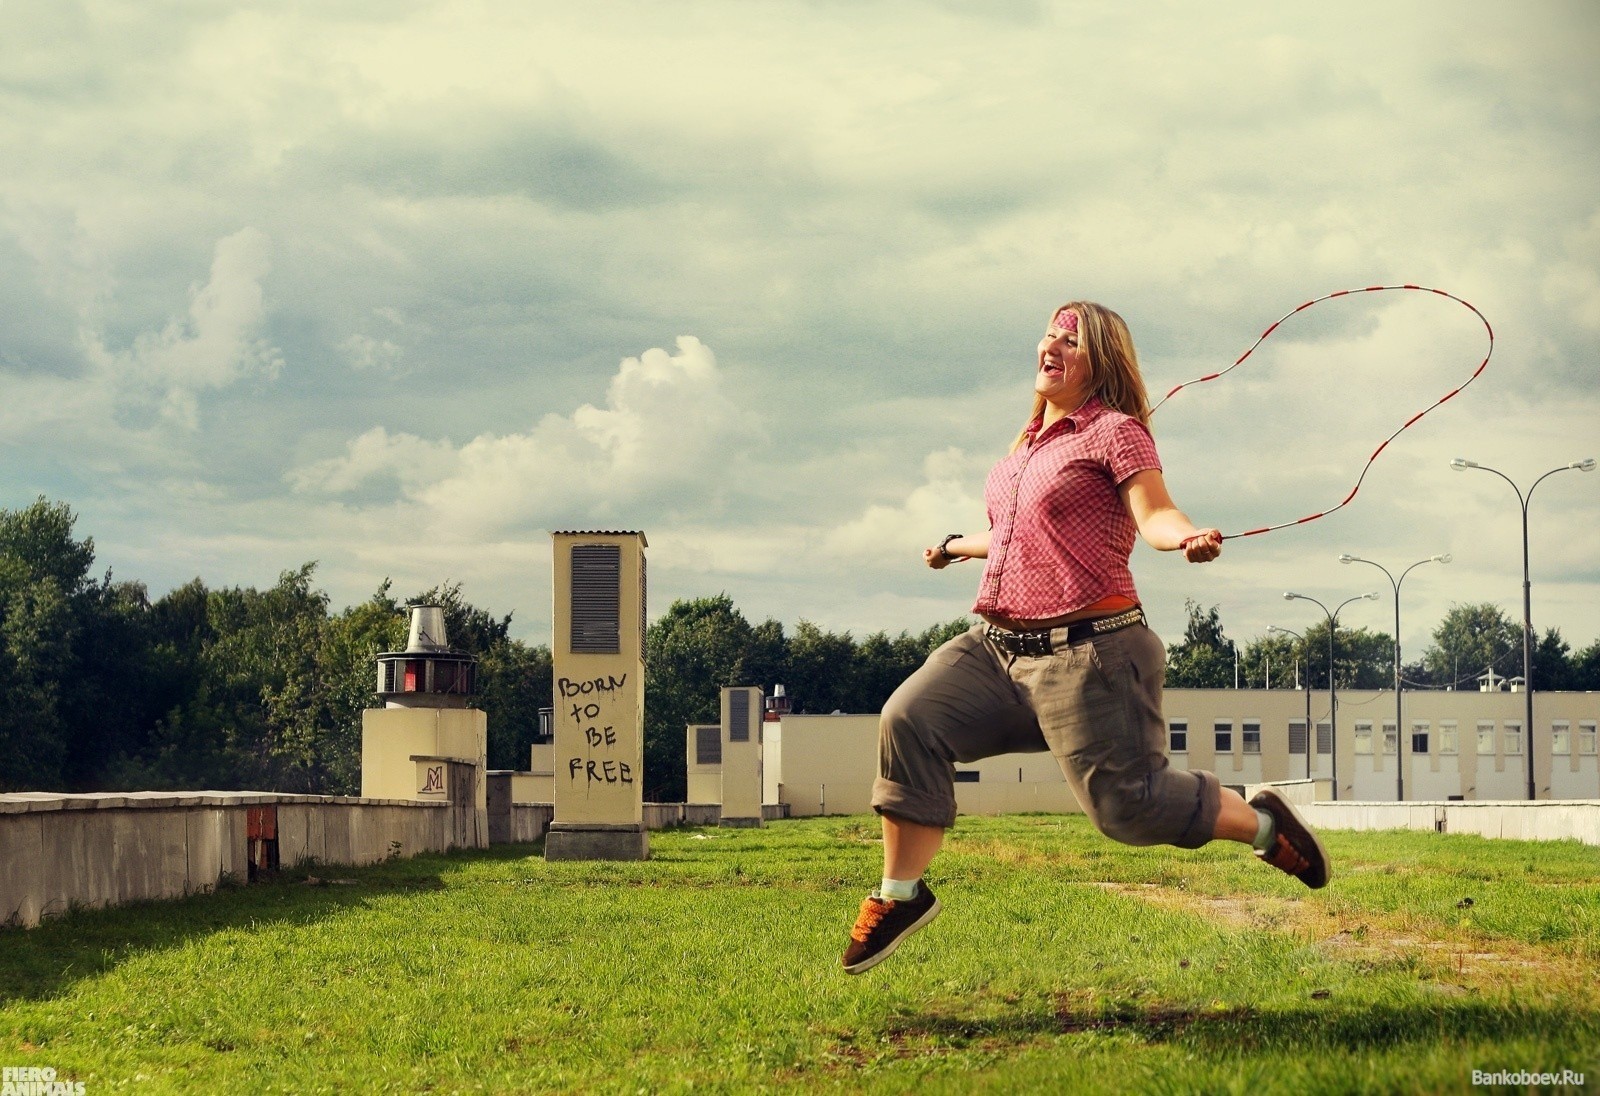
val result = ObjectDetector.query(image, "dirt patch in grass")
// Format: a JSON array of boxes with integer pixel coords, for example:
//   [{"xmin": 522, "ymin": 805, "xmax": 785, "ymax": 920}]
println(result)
[{"xmin": 1091, "ymin": 881, "xmax": 1596, "ymax": 998}]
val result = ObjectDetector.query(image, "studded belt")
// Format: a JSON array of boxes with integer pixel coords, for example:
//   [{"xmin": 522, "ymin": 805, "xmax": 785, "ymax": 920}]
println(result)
[{"xmin": 983, "ymin": 607, "xmax": 1146, "ymax": 658}]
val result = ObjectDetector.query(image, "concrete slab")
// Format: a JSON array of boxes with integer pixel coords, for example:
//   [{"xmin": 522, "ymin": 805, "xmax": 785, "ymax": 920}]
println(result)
[
  {"xmin": 544, "ymin": 822, "xmax": 649, "ymax": 861},
  {"xmin": 0, "ymin": 812, "xmax": 44, "ymax": 926},
  {"xmin": 187, "ymin": 808, "xmax": 226, "ymax": 892}
]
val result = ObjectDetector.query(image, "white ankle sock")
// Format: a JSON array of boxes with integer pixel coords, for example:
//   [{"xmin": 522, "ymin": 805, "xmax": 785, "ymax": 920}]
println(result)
[
  {"xmin": 1251, "ymin": 808, "xmax": 1276, "ymax": 852},
  {"xmin": 878, "ymin": 877, "xmax": 919, "ymax": 901}
]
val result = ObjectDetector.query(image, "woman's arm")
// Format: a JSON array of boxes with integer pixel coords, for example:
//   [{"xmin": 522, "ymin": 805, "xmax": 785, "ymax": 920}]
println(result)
[
  {"xmin": 923, "ymin": 531, "xmax": 991, "ymax": 570},
  {"xmin": 1118, "ymin": 469, "xmax": 1222, "ymax": 562}
]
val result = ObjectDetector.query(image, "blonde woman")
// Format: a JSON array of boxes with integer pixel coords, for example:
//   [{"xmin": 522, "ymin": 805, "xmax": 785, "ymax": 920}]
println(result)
[{"xmin": 842, "ymin": 301, "xmax": 1330, "ymax": 975}]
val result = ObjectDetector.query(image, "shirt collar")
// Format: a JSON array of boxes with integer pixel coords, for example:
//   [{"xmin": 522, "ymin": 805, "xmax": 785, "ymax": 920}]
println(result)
[{"xmin": 1026, "ymin": 395, "xmax": 1106, "ymax": 444}]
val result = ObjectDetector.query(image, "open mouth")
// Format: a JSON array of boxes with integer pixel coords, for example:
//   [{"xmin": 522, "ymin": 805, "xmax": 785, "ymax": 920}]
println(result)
[{"xmin": 1041, "ymin": 361, "xmax": 1064, "ymax": 378}]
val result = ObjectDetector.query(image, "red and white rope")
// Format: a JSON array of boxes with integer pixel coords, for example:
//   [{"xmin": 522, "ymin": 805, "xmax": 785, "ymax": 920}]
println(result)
[{"xmin": 1151, "ymin": 284, "xmax": 1494, "ymax": 540}]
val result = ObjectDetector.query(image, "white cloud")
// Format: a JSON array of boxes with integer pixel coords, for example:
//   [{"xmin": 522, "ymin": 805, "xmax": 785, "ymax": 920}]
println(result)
[
  {"xmin": 823, "ymin": 447, "xmax": 987, "ymax": 562},
  {"xmin": 0, "ymin": 227, "xmax": 279, "ymax": 440},
  {"xmin": 3, "ymin": 0, "xmax": 1598, "ymax": 653},
  {"xmin": 289, "ymin": 335, "xmax": 757, "ymax": 537}
]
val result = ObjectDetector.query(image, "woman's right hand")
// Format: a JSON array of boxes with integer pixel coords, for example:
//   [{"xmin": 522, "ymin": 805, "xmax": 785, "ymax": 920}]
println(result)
[{"xmin": 924, "ymin": 545, "xmax": 953, "ymax": 569}]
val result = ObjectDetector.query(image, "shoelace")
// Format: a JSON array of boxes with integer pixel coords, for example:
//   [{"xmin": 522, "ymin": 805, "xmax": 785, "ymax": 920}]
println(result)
[
  {"xmin": 850, "ymin": 897, "xmax": 892, "ymax": 943},
  {"xmin": 1263, "ymin": 834, "xmax": 1310, "ymax": 876}
]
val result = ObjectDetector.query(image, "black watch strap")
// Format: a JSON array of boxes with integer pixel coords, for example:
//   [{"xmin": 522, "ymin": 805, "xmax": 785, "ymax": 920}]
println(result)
[{"xmin": 938, "ymin": 533, "xmax": 964, "ymax": 561}]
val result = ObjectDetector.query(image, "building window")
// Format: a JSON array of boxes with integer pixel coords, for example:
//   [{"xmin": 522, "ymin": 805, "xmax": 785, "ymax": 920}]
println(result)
[
  {"xmin": 1242, "ymin": 720, "xmax": 1261, "ymax": 754},
  {"xmin": 1477, "ymin": 721, "xmax": 1496, "ymax": 755},
  {"xmin": 1552, "ymin": 721, "xmax": 1571, "ymax": 756},
  {"xmin": 1288, "ymin": 719, "xmax": 1307, "ymax": 755},
  {"xmin": 1214, "ymin": 721, "xmax": 1233, "ymax": 753},
  {"xmin": 1316, "ymin": 721, "xmax": 1331, "ymax": 755},
  {"xmin": 1438, "ymin": 721, "xmax": 1458, "ymax": 755},
  {"xmin": 1382, "ymin": 721, "xmax": 1397, "ymax": 755},
  {"xmin": 1581, "ymin": 722, "xmax": 1598, "ymax": 756},
  {"xmin": 1505, "ymin": 721, "xmax": 1522, "ymax": 755},
  {"xmin": 953, "ymin": 770, "xmax": 980, "ymax": 783},
  {"xmin": 1354, "ymin": 721, "xmax": 1373, "ymax": 755},
  {"xmin": 1411, "ymin": 721, "xmax": 1429, "ymax": 755},
  {"xmin": 1169, "ymin": 720, "xmax": 1188, "ymax": 753}
]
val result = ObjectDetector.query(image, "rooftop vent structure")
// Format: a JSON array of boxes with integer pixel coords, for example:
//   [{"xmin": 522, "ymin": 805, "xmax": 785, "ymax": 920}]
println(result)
[{"xmin": 376, "ymin": 604, "xmax": 477, "ymax": 708}]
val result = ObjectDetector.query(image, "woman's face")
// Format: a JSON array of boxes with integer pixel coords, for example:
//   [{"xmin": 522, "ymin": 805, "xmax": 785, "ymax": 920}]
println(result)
[{"xmin": 1034, "ymin": 307, "xmax": 1091, "ymax": 405}]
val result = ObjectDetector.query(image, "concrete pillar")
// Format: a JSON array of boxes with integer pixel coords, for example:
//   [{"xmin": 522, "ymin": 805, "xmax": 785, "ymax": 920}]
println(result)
[
  {"xmin": 546, "ymin": 531, "xmax": 650, "ymax": 861},
  {"xmin": 719, "ymin": 686, "xmax": 764, "ymax": 827}
]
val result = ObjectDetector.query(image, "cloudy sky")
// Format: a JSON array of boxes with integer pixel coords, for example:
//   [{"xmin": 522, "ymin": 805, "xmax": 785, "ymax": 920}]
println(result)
[{"xmin": 3, "ymin": 0, "xmax": 1597, "ymax": 667}]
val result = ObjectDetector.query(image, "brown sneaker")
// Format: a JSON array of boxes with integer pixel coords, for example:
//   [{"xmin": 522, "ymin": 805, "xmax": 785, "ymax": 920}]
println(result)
[
  {"xmin": 840, "ymin": 881, "xmax": 942, "ymax": 975},
  {"xmin": 1249, "ymin": 788, "xmax": 1331, "ymax": 889}
]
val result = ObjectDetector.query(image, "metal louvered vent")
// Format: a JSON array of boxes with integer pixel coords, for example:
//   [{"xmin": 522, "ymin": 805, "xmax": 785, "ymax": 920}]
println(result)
[
  {"xmin": 570, "ymin": 543, "xmax": 621, "ymax": 654},
  {"xmin": 696, "ymin": 725, "xmax": 721, "ymax": 765},
  {"xmin": 639, "ymin": 553, "xmax": 648, "ymax": 660},
  {"xmin": 729, "ymin": 690, "xmax": 750, "ymax": 742}
]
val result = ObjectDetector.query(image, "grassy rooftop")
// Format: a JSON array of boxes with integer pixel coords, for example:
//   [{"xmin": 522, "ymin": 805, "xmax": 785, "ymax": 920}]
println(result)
[{"xmin": 2, "ymin": 815, "xmax": 1597, "ymax": 1094}]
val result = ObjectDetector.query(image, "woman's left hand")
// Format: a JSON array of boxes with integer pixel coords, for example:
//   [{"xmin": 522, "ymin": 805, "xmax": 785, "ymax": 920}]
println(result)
[{"xmin": 1181, "ymin": 529, "xmax": 1222, "ymax": 563}]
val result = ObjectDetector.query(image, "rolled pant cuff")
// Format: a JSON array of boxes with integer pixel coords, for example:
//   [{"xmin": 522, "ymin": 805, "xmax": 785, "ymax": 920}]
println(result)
[
  {"xmin": 1172, "ymin": 769, "xmax": 1222, "ymax": 849},
  {"xmin": 871, "ymin": 776, "xmax": 957, "ymax": 830}
]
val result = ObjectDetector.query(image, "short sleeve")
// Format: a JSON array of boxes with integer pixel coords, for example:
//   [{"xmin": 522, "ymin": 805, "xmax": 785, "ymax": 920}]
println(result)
[{"xmin": 1106, "ymin": 417, "xmax": 1161, "ymax": 484}]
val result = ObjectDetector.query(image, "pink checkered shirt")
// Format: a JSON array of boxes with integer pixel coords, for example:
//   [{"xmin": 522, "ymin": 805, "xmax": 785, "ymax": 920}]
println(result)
[{"xmin": 972, "ymin": 397, "xmax": 1161, "ymax": 622}]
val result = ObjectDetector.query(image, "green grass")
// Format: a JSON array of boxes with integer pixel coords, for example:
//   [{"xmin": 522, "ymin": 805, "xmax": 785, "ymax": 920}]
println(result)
[{"xmin": 3, "ymin": 815, "xmax": 1597, "ymax": 1094}]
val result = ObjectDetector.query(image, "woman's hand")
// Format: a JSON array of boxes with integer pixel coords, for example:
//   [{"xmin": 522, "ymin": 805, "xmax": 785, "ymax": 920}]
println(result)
[
  {"xmin": 1180, "ymin": 529, "xmax": 1223, "ymax": 563},
  {"xmin": 923, "ymin": 532, "xmax": 989, "ymax": 569}
]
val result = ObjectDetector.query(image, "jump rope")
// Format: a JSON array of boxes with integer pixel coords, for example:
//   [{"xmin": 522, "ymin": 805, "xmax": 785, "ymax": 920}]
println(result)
[{"xmin": 1146, "ymin": 285, "xmax": 1495, "ymax": 542}]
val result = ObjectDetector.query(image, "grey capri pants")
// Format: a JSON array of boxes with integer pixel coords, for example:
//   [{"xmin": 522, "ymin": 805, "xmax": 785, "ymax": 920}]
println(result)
[{"xmin": 871, "ymin": 622, "xmax": 1221, "ymax": 848}]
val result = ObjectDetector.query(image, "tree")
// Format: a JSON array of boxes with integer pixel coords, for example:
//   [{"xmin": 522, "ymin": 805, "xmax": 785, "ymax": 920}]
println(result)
[
  {"xmin": 1532, "ymin": 628, "xmax": 1576, "ymax": 692},
  {"xmin": 786, "ymin": 620, "xmax": 859, "ymax": 714},
  {"xmin": 1421, "ymin": 603, "xmax": 1523, "ymax": 690},
  {"xmin": 1165, "ymin": 601, "xmax": 1233, "ymax": 687},
  {"xmin": 0, "ymin": 498, "xmax": 100, "ymax": 790},
  {"xmin": 643, "ymin": 595, "xmax": 758, "ymax": 802},
  {"xmin": 1574, "ymin": 639, "xmax": 1600, "ymax": 691},
  {"xmin": 319, "ymin": 583, "xmax": 407, "ymax": 793},
  {"xmin": 1238, "ymin": 632, "xmax": 1303, "ymax": 689}
]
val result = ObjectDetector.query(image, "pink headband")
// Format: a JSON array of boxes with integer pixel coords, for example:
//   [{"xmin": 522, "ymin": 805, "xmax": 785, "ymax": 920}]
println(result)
[{"xmin": 1048, "ymin": 307, "xmax": 1078, "ymax": 336}]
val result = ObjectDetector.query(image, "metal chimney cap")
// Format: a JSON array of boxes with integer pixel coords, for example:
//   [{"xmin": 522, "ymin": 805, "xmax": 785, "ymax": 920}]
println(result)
[{"xmin": 405, "ymin": 604, "xmax": 450, "ymax": 653}]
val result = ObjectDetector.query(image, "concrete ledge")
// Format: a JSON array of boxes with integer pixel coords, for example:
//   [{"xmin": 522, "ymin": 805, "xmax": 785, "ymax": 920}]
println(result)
[
  {"xmin": 1280, "ymin": 795, "xmax": 1600, "ymax": 846},
  {"xmin": 683, "ymin": 804, "xmax": 722, "ymax": 827},
  {"xmin": 0, "ymin": 792, "xmax": 438, "ymax": 814},
  {"xmin": 544, "ymin": 822, "xmax": 649, "ymax": 861},
  {"xmin": 0, "ymin": 793, "xmax": 455, "ymax": 930}
]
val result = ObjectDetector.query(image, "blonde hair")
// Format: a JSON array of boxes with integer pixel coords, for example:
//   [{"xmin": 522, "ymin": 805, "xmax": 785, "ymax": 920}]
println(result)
[{"xmin": 1009, "ymin": 300, "xmax": 1151, "ymax": 453}]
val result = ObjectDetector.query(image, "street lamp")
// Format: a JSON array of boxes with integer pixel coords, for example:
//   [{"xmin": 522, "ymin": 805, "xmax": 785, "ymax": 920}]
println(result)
[
  {"xmin": 1284, "ymin": 591, "xmax": 1379, "ymax": 800},
  {"xmin": 1267, "ymin": 624, "xmax": 1313, "ymax": 781},
  {"xmin": 1340, "ymin": 552, "xmax": 1451, "ymax": 802},
  {"xmin": 1451, "ymin": 456, "xmax": 1596, "ymax": 800}
]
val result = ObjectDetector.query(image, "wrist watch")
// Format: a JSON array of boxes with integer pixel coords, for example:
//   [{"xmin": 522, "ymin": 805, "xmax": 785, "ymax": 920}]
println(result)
[{"xmin": 937, "ymin": 533, "xmax": 964, "ymax": 562}]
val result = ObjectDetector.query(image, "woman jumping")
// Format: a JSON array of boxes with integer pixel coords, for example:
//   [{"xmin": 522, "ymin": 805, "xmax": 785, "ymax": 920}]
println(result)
[{"xmin": 841, "ymin": 300, "xmax": 1330, "ymax": 975}]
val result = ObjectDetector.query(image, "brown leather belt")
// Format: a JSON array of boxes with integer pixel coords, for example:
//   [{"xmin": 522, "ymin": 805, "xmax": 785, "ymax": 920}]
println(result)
[{"xmin": 984, "ymin": 607, "xmax": 1146, "ymax": 657}]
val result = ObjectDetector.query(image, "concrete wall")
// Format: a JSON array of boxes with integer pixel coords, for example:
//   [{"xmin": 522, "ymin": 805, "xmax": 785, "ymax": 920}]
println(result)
[
  {"xmin": 1297, "ymin": 798, "xmax": 1600, "ymax": 845},
  {"xmin": 0, "ymin": 792, "xmax": 450, "ymax": 929},
  {"xmin": 776, "ymin": 714, "xmax": 1086, "ymax": 818}
]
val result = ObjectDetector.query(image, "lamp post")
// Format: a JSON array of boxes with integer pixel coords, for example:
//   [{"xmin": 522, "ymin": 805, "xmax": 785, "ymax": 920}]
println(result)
[
  {"xmin": 1339, "ymin": 552, "xmax": 1451, "ymax": 802},
  {"xmin": 1267, "ymin": 625, "xmax": 1312, "ymax": 781},
  {"xmin": 1284, "ymin": 591, "xmax": 1379, "ymax": 801},
  {"xmin": 1451, "ymin": 456, "xmax": 1596, "ymax": 800}
]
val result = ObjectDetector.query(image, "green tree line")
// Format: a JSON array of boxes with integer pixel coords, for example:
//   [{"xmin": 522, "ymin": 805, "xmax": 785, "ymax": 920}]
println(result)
[
  {"xmin": 1164, "ymin": 599, "xmax": 1600, "ymax": 692},
  {"xmin": 0, "ymin": 499, "xmax": 967, "ymax": 801},
  {"xmin": 8, "ymin": 498, "xmax": 1596, "ymax": 800}
]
